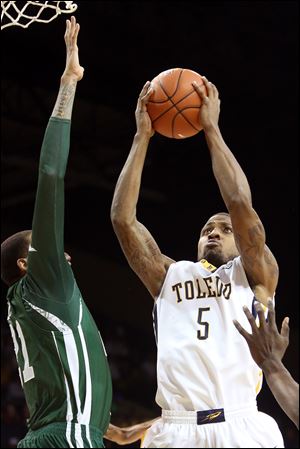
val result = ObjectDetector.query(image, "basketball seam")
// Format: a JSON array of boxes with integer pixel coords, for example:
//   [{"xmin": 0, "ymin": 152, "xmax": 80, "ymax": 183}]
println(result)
[
  {"xmin": 148, "ymin": 69, "xmax": 184, "ymax": 105},
  {"xmin": 151, "ymin": 89, "xmax": 201, "ymax": 124},
  {"xmin": 172, "ymin": 109, "xmax": 201, "ymax": 138},
  {"xmin": 162, "ymin": 68, "xmax": 184, "ymax": 99},
  {"xmin": 150, "ymin": 70, "xmax": 186, "ymax": 122}
]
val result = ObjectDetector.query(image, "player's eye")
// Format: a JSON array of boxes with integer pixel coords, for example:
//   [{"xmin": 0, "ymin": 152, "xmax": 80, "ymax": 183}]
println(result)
[{"xmin": 224, "ymin": 227, "xmax": 232, "ymax": 233}]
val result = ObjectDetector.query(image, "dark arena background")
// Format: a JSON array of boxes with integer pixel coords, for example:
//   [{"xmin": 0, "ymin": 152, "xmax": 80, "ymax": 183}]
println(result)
[{"xmin": 1, "ymin": 1, "xmax": 298, "ymax": 447}]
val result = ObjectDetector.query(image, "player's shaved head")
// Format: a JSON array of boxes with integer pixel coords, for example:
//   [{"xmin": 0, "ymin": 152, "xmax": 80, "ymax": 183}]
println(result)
[{"xmin": 1, "ymin": 230, "xmax": 31, "ymax": 286}]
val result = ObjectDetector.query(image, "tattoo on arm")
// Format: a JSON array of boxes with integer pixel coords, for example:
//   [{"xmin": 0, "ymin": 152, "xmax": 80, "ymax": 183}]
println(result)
[
  {"xmin": 52, "ymin": 82, "xmax": 77, "ymax": 119},
  {"xmin": 117, "ymin": 221, "xmax": 172, "ymax": 297},
  {"xmin": 145, "ymin": 236, "xmax": 161, "ymax": 257},
  {"xmin": 128, "ymin": 223, "xmax": 162, "ymax": 278},
  {"xmin": 235, "ymin": 222, "xmax": 265, "ymax": 265},
  {"xmin": 263, "ymin": 246, "xmax": 279, "ymax": 279},
  {"xmin": 235, "ymin": 222, "xmax": 278, "ymax": 280}
]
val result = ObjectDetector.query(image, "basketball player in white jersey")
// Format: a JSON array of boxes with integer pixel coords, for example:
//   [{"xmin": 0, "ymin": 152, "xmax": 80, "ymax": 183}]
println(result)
[{"xmin": 110, "ymin": 77, "xmax": 284, "ymax": 447}]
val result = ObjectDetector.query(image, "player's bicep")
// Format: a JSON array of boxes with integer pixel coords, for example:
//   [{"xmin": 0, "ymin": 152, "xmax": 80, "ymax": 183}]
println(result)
[
  {"xmin": 113, "ymin": 220, "xmax": 172, "ymax": 298},
  {"xmin": 230, "ymin": 204, "xmax": 278, "ymax": 302}
]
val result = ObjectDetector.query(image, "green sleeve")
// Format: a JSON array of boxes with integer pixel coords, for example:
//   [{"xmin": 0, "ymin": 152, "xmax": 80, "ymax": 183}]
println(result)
[{"xmin": 26, "ymin": 117, "xmax": 75, "ymax": 302}]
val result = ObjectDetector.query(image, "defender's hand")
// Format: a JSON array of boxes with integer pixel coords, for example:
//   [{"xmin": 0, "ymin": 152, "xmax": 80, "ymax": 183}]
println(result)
[
  {"xmin": 61, "ymin": 16, "xmax": 84, "ymax": 83},
  {"xmin": 233, "ymin": 300, "xmax": 290, "ymax": 367}
]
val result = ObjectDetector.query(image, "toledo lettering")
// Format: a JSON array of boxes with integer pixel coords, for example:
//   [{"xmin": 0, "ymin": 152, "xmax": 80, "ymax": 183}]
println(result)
[{"xmin": 172, "ymin": 276, "xmax": 232, "ymax": 303}]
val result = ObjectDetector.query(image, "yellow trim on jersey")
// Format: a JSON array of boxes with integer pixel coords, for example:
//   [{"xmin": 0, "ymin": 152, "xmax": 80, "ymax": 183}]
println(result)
[
  {"xmin": 255, "ymin": 303, "xmax": 268, "ymax": 327},
  {"xmin": 140, "ymin": 430, "xmax": 147, "ymax": 448},
  {"xmin": 199, "ymin": 259, "xmax": 217, "ymax": 272},
  {"xmin": 255, "ymin": 369, "xmax": 263, "ymax": 395}
]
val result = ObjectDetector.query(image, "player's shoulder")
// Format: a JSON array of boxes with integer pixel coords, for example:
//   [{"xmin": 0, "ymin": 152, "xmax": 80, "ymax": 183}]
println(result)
[
  {"xmin": 163, "ymin": 260, "xmax": 195, "ymax": 280},
  {"xmin": 6, "ymin": 277, "xmax": 24, "ymax": 301}
]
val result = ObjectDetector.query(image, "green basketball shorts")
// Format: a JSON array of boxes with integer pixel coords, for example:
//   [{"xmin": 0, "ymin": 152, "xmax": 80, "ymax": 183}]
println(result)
[{"xmin": 17, "ymin": 422, "xmax": 105, "ymax": 448}]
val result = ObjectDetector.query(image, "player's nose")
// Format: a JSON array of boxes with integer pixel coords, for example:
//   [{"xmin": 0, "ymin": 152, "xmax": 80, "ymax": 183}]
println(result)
[{"xmin": 208, "ymin": 229, "xmax": 220, "ymax": 240}]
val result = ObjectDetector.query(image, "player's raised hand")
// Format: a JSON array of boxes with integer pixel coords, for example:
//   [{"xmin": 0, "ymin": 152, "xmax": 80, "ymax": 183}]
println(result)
[
  {"xmin": 135, "ymin": 81, "xmax": 155, "ymax": 138},
  {"xmin": 192, "ymin": 76, "xmax": 220, "ymax": 131},
  {"xmin": 62, "ymin": 16, "xmax": 84, "ymax": 83}
]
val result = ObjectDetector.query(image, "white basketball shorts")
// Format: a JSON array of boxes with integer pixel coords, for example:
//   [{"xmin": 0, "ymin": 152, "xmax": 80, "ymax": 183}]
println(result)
[{"xmin": 141, "ymin": 404, "xmax": 284, "ymax": 448}]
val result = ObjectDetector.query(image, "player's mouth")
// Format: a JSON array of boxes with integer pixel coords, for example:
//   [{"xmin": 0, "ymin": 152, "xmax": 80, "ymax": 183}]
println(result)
[{"xmin": 206, "ymin": 240, "xmax": 220, "ymax": 247}]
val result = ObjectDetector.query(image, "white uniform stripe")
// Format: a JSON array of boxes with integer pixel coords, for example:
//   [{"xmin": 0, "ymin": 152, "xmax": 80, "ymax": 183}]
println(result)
[
  {"xmin": 8, "ymin": 321, "xmax": 19, "ymax": 357},
  {"xmin": 52, "ymin": 332, "xmax": 73, "ymax": 422},
  {"xmin": 79, "ymin": 299, "xmax": 83, "ymax": 325},
  {"xmin": 66, "ymin": 422, "xmax": 74, "ymax": 448},
  {"xmin": 8, "ymin": 323, "xmax": 24, "ymax": 387},
  {"xmin": 78, "ymin": 325, "xmax": 92, "ymax": 424},
  {"xmin": 98, "ymin": 331, "xmax": 107, "ymax": 357},
  {"xmin": 75, "ymin": 423, "xmax": 84, "ymax": 448},
  {"xmin": 7, "ymin": 302, "xmax": 13, "ymax": 320},
  {"xmin": 16, "ymin": 321, "xmax": 30, "ymax": 366},
  {"xmin": 86, "ymin": 426, "xmax": 93, "ymax": 448},
  {"xmin": 24, "ymin": 299, "xmax": 70, "ymax": 333},
  {"xmin": 15, "ymin": 321, "xmax": 34, "ymax": 382},
  {"xmin": 63, "ymin": 332, "xmax": 83, "ymax": 422}
]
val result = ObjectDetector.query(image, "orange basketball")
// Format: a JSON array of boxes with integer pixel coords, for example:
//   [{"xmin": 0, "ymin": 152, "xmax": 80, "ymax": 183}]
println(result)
[{"xmin": 147, "ymin": 68, "xmax": 206, "ymax": 139}]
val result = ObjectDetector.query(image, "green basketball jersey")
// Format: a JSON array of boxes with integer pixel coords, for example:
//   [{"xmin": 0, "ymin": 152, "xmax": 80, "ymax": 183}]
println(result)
[{"xmin": 6, "ymin": 118, "xmax": 112, "ymax": 442}]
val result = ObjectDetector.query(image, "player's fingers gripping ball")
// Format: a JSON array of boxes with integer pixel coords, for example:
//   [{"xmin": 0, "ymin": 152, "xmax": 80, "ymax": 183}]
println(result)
[{"xmin": 147, "ymin": 68, "xmax": 207, "ymax": 139}]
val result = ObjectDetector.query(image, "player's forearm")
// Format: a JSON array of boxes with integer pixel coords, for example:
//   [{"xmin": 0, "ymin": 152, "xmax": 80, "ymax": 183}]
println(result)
[
  {"xmin": 111, "ymin": 132, "xmax": 150, "ymax": 225},
  {"xmin": 51, "ymin": 78, "xmax": 78, "ymax": 120},
  {"xmin": 38, "ymin": 117, "xmax": 71, "ymax": 178},
  {"xmin": 117, "ymin": 424, "xmax": 150, "ymax": 444},
  {"xmin": 105, "ymin": 419, "xmax": 157, "ymax": 445},
  {"xmin": 106, "ymin": 426, "xmax": 145, "ymax": 445},
  {"xmin": 262, "ymin": 358, "xmax": 299, "ymax": 428},
  {"xmin": 204, "ymin": 125, "xmax": 252, "ymax": 209},
  {"xmin": 122, "ymin": 418, "xmax": 158, "ymax": 443}
]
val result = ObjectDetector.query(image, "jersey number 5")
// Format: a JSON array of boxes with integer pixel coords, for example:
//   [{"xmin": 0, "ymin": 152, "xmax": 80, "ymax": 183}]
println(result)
[{"xmin": 197, "ymin": 307, "xmax": 210, "ymax": 340}]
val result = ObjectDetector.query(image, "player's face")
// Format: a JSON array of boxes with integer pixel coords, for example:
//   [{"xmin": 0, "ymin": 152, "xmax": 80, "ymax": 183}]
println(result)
[{"xmin": 197, "ymin": 214, "xmax": 239, "ymax": 267}]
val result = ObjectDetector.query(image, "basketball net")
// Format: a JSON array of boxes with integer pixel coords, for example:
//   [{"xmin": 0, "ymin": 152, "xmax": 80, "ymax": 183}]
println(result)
[{"xmin": 1, "ymin": 1, "xmax": 78, "ymax": 30}]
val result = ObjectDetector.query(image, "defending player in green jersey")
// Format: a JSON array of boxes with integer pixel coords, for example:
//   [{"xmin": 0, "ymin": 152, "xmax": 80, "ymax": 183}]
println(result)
[{"xmin": 1, "ymin": 16, "xmax": 112, "ymax": 448}]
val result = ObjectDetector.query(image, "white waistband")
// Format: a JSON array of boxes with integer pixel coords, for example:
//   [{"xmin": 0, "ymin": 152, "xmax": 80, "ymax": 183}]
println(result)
[{"xmin": 162, "ymin": 403, "xmax": 258, "ymax": 424}]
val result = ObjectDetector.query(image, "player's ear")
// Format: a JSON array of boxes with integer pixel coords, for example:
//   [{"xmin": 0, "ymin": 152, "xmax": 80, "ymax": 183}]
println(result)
[{"xmin": 17, "ymin": 258, "xmax": 28, "ymax": 273}]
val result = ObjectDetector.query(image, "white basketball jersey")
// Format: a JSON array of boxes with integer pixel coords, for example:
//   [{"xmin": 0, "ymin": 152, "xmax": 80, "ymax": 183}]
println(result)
[{"xmin": 153, "ymin": 256, "xmax": 264, "ymax": 411}]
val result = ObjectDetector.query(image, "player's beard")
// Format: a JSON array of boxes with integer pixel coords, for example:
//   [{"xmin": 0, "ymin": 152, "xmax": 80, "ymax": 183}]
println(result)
[{"xmin": 201, "ymin": 247, "xmax": 230, "ymax": 268}]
